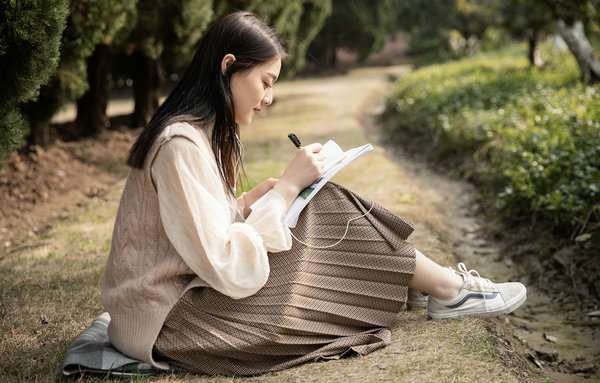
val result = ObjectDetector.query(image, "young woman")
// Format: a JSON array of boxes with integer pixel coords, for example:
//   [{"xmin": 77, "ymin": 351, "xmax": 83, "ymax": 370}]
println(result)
[{"xmin": 102, "ymin": 11, "xmax": 527, "ymax": 376}]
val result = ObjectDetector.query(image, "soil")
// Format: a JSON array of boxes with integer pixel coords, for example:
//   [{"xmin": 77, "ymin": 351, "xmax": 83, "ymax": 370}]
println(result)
[{"xmin": 0, "ymin": 127, "xmax": 138, "ymax": 257}]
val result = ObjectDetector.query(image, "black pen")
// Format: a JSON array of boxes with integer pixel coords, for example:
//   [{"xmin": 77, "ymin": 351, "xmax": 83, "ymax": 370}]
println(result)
[{"xmin": 288, "ymin": 133, "xmax": 302, "ymax": 149}]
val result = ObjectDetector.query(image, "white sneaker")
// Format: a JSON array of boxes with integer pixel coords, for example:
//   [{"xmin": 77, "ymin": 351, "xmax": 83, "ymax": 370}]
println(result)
[
  {"xmin": 427, "ymin": 262, "xmax": 527, "ymax": 320},
  {"xmin": 407, "ymin": 289, "xmax": 429, "ymax": 309}
]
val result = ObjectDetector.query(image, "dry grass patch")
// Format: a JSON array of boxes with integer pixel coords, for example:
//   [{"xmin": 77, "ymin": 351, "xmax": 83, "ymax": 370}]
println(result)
[{"xmin": 0, "ymin": 185, "xmax": 122, "ymax": 383}]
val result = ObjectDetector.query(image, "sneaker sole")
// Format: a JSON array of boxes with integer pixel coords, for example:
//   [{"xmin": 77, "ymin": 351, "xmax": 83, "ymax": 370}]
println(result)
[{"xmin": 427, "ymin": 288, "xmax": 527, "ymax": 320}]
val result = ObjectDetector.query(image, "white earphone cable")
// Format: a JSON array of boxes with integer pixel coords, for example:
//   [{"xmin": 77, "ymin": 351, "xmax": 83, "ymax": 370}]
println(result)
[
  {"xmin": 233, "ymin": 133, "xmax": 243, "ymax": 195},
  {"xmin": 236, "ymin": 130, "xmax": 373, "ymax": 248},
  {"xmin": 290, "ymin": 198, "xmax": 375, "ymax": 249}
]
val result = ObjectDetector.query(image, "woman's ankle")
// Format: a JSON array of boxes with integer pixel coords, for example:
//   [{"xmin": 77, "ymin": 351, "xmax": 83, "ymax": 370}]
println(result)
[{"xmin": 431, "ymin": 273, "xmax": 464, "ymax": 300}]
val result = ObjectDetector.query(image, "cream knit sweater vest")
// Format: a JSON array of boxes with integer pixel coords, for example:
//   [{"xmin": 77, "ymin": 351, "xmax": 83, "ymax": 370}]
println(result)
[{"xmin": 102, "ymin": 124, "xmax": 214, "ymax": 369}]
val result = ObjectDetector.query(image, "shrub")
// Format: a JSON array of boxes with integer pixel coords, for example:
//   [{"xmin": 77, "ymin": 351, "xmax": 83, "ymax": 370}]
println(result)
[
  {"xmin": 0, "ymin": 0, "xmax": 69, "ymax": 159},
  {"xmin": 385, "ymin": 43, "xmax": 600, "ymax": 243}
]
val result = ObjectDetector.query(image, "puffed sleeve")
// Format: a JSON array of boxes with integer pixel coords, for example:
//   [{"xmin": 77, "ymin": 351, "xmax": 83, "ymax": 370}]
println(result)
[{"xmin": 151, "ymin": 137, "xmax": 291, "ymax": 299}]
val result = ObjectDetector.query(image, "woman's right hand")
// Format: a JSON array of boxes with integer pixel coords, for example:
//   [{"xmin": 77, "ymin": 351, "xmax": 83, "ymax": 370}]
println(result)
[{"xmin": 273, "ymin": 143, "xmax": 323, "ymax": 209}]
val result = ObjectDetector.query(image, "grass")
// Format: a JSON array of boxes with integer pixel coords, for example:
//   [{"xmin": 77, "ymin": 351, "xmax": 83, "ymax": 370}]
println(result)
[
  {"xmin": 0, "ymin": 66, "xmax": 538, "ymax": 382},
  {"xmin": 0, "ymin": 187, "xmax": 117, "ymax": 382}
]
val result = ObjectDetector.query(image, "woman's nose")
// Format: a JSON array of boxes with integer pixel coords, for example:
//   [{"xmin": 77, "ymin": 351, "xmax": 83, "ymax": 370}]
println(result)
[{"xmin": 262, "ymin": 89, "xmax": 273, "ymax": 105}]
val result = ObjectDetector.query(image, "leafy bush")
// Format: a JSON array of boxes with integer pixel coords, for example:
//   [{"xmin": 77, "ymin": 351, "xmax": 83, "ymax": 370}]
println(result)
[{"xmin": 385, "ymin": 43, "xmax": 600, "ymax": 243}]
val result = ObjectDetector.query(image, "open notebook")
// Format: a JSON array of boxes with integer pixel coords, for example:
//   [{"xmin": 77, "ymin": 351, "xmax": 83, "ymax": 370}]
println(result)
[{"xmin": 251, "ymin": 140, "xmax": 373, "ymax": 228}]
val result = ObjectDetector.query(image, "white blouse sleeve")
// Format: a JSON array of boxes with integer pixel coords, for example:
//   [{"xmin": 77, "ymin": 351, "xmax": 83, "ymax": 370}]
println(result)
[{"xmin": 151, "ymin": 137, "xmax": 291, "ymax": 299}]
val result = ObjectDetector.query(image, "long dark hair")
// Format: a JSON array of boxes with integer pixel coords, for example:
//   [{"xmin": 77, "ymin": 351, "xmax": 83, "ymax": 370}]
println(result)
[{"xmin": 127, "ymin": 11, "xmax": 287, "ymax": 193}]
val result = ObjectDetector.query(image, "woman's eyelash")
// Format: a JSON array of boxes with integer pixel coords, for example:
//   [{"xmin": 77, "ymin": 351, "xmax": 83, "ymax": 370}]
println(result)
[{"xmin": 264, "ymin": 82, "xmax": 272, "ymax": 89}]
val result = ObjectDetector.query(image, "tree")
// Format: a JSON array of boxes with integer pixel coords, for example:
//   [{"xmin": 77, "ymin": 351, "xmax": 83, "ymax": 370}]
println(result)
[
  {"xmin": 214, "ymin": 0, "xmax": 331, "ymax": 76},
  {"xmin": 288, "ymin": 0, "xmax": 333, "ymax": 75},
  {"xmin": 128, "ymin": 0, "xmax": 214, "ymax": 128},
  {"xmin": 122, "ymin": 0, "xmax": 329, "ymax": 128},
  {"xmin": 499, "ymin": 0, "xmax": 554, "ymax": 66},
  {"xmin": 391, "ymin": 0, "xmax": 458, "ymax": 57},
  {"xmin": 75, "ymin": 1, "xmax": 137, "ymax": 137},
  {"xmin": 307, "ymin": 0, "xmax": 399, "ymax": 68},
  {"xmin": 263, "ymin": 0, "xmax": 332, "ymax": 76},
  {"xmin": 23, "ymin": 0, "xmax": 137, "ymax": 147},
  {"xmin": 540, "ymin": 0, "xmax": 600, "ymax": 83},
  {"xmin": 0, "ymin": 0, "xmax": 68, "ymax": 159},
  {"xmin": 400, "ymin": 0, "xmax": 502, "ymax": 56},
  {"xmin": 452, "ymin": 0, "xmax": 502, "ymax": 55}
]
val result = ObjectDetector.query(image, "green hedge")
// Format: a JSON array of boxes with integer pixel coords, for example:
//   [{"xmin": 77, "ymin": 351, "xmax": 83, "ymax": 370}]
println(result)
[{"xmin": 385, "ymin": 44, "xmax": 600, "ymax": 244}]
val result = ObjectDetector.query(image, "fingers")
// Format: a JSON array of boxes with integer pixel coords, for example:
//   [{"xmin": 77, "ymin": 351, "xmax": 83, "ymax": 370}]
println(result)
[
  {"xmin": 302, "ymin": 142, "xmax": 322, "ymax": 153},
  {"xmin": 297, "ymin": 144, "xmax": 324, "ymax": 166},
  {"xmin": 259, "ymin": 178, "xmax": 278, "ymax": 195},
  {"xmin": 295, "ymin": 147, "xmax": 323, "ymax": 178},
  {"xmin": 262, "ymin": 178, "xmax": 278, "ymax": 188},
  {"xmin": 274, "ymin": 144, "xmax": 325, "ymax": 207},
  {"xmin": 253, "ymin": 178, "xmax": 278, "ymax": 197}
]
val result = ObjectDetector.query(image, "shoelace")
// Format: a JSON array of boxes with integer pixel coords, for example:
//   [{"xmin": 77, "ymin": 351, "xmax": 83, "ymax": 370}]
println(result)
[{"xmin": 454, "ymin": 262, "xmax": 494, "ymax": 312}]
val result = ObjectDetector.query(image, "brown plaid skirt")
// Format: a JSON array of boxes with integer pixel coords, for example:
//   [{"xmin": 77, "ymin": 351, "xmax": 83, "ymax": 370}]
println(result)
[{"xmin": 153, "ymin": 183, "xmax": 416, "ymax": 375}]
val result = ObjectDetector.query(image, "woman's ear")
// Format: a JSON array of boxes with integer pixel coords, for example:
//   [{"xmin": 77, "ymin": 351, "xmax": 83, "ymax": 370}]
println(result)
[{"xmin": 221, "ymin": 54, "xmax": 236, "ymax": 75}]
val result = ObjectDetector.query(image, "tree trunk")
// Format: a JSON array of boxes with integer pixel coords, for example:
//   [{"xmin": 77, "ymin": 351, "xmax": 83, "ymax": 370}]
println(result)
[
  {"xmin": 23, "ymin": 86, "xmax": 61, "ymax": 148},
  {"xmin": 329, "ymin": 47, "xmax": 337, "ymax": 68},
  {"xmin": 527, "ymin": 29, "xmax": 543, "ymax": 67},
  {"xmin": 556, "ymin": 19, "xmax": 600, "ymax": 83},
  {"xmin": 528, "ymin": 35, "xmax": 536, "ymax": 66},
  {"xmin": 76, "ymin": 43, "xmax": 113, "ymax": 136},
  {"xmin": 28, "ymin": 119, "xmax": 50, "ymax": 148},
  {"xmin": 132, "ymin": 52, "xmax": 164, "ymax": 128}
]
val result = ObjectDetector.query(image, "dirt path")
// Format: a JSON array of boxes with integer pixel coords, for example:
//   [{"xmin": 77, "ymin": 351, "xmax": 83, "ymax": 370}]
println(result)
[
  {"xmin": 1, "ymin": 67, "xmax": 548, "ymax": 382},
  {"xmin": 365, "ymin": 74, "xmax": 599, "ymax": 381},
  {"xmin": 370, "ymin": 118, "xmax": 600, "ymax": 382}
]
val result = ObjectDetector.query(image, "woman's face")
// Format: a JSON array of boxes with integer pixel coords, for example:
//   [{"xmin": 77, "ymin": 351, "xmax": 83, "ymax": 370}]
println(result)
[{"xmin": 230, "ymin": 58, "xmax": 281, "ymax": 126}]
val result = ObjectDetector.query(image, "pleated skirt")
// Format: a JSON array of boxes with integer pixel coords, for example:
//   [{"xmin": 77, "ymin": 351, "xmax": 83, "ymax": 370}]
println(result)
[{"xmin": 153, "ymin": 183, "xmax": 416, "ymax": 376}]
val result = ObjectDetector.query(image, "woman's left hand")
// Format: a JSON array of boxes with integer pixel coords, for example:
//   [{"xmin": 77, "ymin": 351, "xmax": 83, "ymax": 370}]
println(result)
[{"xmin": 241, "ymin": 178, "xmax": 278, "ymax": 218}]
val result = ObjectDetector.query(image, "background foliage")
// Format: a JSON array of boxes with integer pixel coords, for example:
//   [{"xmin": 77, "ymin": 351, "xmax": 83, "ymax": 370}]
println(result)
[
  {"xmin": 0, "ymin": 0, "xmax": 69, "ymax": 158},
  {"xmin": 385, "ymin": 43, "xmax": 600, "ymax": 244}
]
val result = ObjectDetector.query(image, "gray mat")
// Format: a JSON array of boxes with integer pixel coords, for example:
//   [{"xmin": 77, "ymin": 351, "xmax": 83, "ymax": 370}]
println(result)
[{"xmin": 62, "ymin": 312, "xmax": 171, "ymax": 377}]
